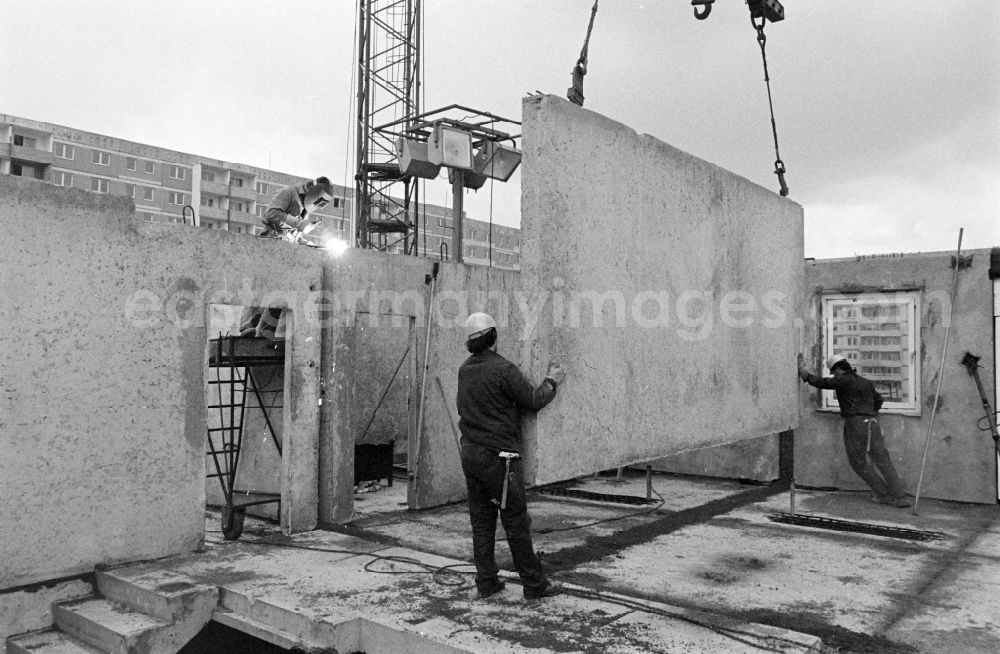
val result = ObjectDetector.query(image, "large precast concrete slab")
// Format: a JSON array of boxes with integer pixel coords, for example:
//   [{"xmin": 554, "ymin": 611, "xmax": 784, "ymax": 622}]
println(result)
[
  {"xmin": 519, "ymin": 95, "xmax": 803, "ymax": 485},
  {"xmin": 0, "ymin": 177, "xmax": 322, "ymax": 589}
]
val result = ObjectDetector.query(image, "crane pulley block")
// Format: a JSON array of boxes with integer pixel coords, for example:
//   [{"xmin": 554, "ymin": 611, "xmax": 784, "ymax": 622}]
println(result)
[{"xmin": 747, "ymin": 0, "xmax": 784, "ymax": 23}]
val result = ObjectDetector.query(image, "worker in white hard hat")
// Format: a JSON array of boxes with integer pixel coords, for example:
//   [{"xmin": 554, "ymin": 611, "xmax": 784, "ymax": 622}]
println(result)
[
  {"xmin": 239, "ymin": 176, "xmax": 336, "ymax": 337},
  {"xmin": 456, "ymin": 312, "xmax": 566, "ymax": 600},
  {"xmin": 798, "ymin": 353, "xmax": 910, "ymax": 507}
]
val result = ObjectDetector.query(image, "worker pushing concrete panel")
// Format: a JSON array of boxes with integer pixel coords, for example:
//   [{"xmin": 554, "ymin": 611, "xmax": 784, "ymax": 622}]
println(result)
[{"xmin": 518, "ymin": 95, "xmax": 803, "ymax": 485}]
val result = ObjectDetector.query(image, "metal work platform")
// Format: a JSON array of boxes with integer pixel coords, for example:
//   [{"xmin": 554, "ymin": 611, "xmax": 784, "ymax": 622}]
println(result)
[{"xmin": 206, "ymin": 335, "xmax": 284, "ymax": 540}]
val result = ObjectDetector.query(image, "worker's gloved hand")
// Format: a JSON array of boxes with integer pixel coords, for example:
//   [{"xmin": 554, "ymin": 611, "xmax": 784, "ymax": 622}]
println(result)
[
  {"xmin": 797, "ymin": 354, "xmax": 809, "ymax": 382},
  {"xmin": 546, "ymin": 361, "xmax": 566, "ymax": 386}
]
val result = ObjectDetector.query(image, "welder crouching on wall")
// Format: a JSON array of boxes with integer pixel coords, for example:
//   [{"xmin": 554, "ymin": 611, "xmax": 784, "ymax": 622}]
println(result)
[
  {"xmin": 239, "ymin": 176, "xmax": 335, "ymax": 338},
  {"xmin": 456, "ymin": 312, "xmax": 566, "ymax": 600}
]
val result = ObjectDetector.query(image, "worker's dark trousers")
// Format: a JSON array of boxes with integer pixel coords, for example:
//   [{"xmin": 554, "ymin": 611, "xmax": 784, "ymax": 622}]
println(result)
[
  {"xmin": 842, "ymin": 416, "xmax": 907, "ymax": 499},
  {"xmin": 460, "ymin": 442, "xmax": 546, "ymax": 595}
]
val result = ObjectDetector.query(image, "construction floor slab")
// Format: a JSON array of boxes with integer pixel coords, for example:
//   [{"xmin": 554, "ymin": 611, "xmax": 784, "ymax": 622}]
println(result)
[
  {"xmin": 333, "ymin": 471, "xmax": 1000, "ymax": 654},
  {"xmin": 107, "ymin": 472, "xmax": 1000, "ymax": 653}
]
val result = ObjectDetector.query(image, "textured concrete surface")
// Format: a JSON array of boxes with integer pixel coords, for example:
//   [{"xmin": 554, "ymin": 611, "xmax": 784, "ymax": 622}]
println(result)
[
  {"xmin": 98, "ymin": 506, "xmax": 822, "ymax": 653},
  {"xmin": 0, "ymin": 176, "xmax": 323, "ymax": 590},
  {"xmin": 341, "ymin": 471, "xmax": 1000, "ymax": 653},
  {"xmin": 652, "ymin": 432, "xmax": 782, "ymax": 482},
  {"xmin": 320, "ymin": 251, "xmax": 525, "ymax": 521},
  {"xmin": 797, "ymin": 250, "xmax": 998, "ymax": 504},
  {"xmin": 519, "ymin": 95, "xmax": 804, "ymax": 486}
]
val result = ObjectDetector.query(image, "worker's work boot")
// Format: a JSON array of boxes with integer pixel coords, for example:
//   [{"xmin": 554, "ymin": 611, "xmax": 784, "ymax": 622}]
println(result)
[
  {"xmin": 523, "ymin": 580, "xmax": 563, "ymax": 601},
  {"xmin": 477, "ymin": 579, "xmax": 505, "ymax": 599},
  {"xmin": 873, "ymin": 493, "xmax": 911, "ymax": 508}
]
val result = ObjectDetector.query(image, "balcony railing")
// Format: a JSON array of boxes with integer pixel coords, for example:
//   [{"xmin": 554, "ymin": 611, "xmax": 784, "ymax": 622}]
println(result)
[
  {"xmin": 6, "ymin": 144, "xmax": 54, "ymax": 166},
  {"xmin": 200, "ymin": 180, "xmax": 230, "ymax": 195},
  {"xmin": 199, "ymin": 205, "xmax": 226, "ymax": 220}
]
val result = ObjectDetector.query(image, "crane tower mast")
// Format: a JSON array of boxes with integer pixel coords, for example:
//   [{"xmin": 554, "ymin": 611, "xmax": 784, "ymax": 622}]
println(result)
[{"xmin": 355, "ymin": 0, "xmax": 421, "ymax": 253}]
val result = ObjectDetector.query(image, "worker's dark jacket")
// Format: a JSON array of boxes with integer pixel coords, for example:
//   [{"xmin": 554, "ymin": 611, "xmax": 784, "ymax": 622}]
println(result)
[
  {"xmin": 457, "ymin": 350, "xmax": 556, "ymax": 454},
  {"xmin": 803, "ymin": 370, "xmax": 884, "ymax": 417}
]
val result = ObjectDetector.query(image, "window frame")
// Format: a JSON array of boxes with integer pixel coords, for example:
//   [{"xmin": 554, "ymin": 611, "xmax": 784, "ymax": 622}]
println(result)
[
  {"xmin": 92, "ymin": 151, "xmax": 111, "ymax": 166},
  {"xmin": 54, "ymin": 143, "xmax": 75, "ymax": 160},
  {"xmin": 820, "ymin": 292, "xmax": 921, "ymax": 415},
  {"xmin": 126, "ymin": 157, "xmax": 137, "ymax": 171},
  {"xmin": 142, "ymin": 187, "xmax": 155, "ymax": 202},
  {"xmin": 145, "ymin": 160, "xmax": 156, "ymax": 175},
  {"xmin": 91, "ymin": 177, "xmax": 109, "ymax": 193},
  {"xmin": 168, "ymin": 165, "xmax": 186, "ymax": 181},
  {"xmin": 167, "ymin": 191, "xmax": 186, "ymax": 206},
  {"xmin": 53, "ymin": 171, "xmax": 74, "ymax": 187}
]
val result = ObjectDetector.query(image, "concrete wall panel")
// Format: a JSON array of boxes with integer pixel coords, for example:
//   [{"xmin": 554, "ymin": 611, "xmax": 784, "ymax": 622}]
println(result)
[
  {"xmin": 319, "ymin": 252, "xmax": 523, "ymax": 522},
  {"xmin": 0, "ymin": 177, "xmax": 322, "ymax": 589},
  {"xmin": 796, "ymin": 250, "xmax": 997, "ymax": 503},
  {"xmin": 519, "ymin": 95, "xmax": 803, "ymax": 485}
]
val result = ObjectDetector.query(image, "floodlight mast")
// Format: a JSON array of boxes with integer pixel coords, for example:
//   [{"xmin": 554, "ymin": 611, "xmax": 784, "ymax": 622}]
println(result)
[{"xmin": 354, "ymin": 0, "xmax": 421, "ymax": 254}]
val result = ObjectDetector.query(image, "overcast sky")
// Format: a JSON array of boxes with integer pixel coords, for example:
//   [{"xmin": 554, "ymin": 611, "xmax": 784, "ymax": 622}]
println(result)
[{"xmin": 2, "ymin": 1, "xmax": 997, "ymax": 258}]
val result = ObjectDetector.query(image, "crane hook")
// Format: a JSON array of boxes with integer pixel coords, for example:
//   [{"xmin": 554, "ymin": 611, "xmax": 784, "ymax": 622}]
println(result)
[{"xmin": 692, "ymin": 0, "xmax": 714, "ymax": 20}]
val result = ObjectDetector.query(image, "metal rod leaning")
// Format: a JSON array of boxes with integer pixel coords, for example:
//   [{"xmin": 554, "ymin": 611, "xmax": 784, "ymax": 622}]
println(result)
[{"xmin": 913, "ymin": 228, "xmax": 963, "ymax": 514}]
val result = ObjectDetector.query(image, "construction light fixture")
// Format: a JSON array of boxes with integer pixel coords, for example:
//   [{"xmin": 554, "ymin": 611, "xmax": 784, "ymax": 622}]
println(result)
[
  {"xmin": 449, "ymin": 168, "xmax": 487, "ymax": 190},
  {"xmin": 472, "ymin": 141, "xmax": 522, "ymax": 182},
  {"xmin": 395, "ymin": 138, "xmax": 441, "ymax": 180},
  {"xmin": 428, "ymin": 123, "xmax": 474, "ymax": 170}
]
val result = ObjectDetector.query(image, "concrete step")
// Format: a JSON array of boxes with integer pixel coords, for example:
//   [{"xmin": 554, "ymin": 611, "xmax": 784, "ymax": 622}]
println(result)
[
  {"xmin": 53, "ymin": 598, "xmax": 168, "ymax": 654},
  {"xmin": 211, "ymin": 608, "xmax": 327, "ymax": 651},
  {"xmin": 6, "ymin": 629, "xmax": 104, "ymax": 654},
  {"xmin": 216, "ymin": 587, "xmax": 360, "ymax": 651},
  {"xmin": 95, "ymin": 568, "xmax": 218, "ymax": 623}
]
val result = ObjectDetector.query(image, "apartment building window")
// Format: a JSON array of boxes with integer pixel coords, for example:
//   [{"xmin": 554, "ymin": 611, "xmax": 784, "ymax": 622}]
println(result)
[
  {"xmin": 53, "ymin": 171, "xmax": 73, "ymax": 187},
  {"xmin": 145, "ymin": 161, "xmax": 155, "ymax": 174},
  {"xmin": 822, "ymin": 293, "xmax": 920, "ymax": 414},
  {"xmin": 92, "ymin": 151, "xmax": 111, "ymax": 166},
  {"xmin": 202, "ymin": 197, "xmax": 215, "ymax": 207},
  {"xmin": 167, "ymin": 191, "xmax": 186, "ymax": 205},
  {"xmin": 232, "ymin": 201, "xmax": 244, "ymax": 212},
  {"xmin": 332, "ymin": 197, "xmax": 341, "ymax": 208},
  {"xmin": 125, "ymin": 183, "xmax": 136, "ymax": 199},
  {"xmin": 255, "ymin": 205, "xmax": 266, "ymax": 218},
  {"xmin": 255, "ymin": 181, "xmax": 268, "ymax": 195},
  {"xmin": 168, "ymin": 165, "xmax": 185, "ymax": 180},
  {"xmin": 201, "ymin": 171, "xmax": 215, "ymax": 182},
  {"xmin": 13, "ymin": 135, "xmax": 37, "ymax": 148},
  {"xmin": 126, "ymin": 157, "xmax": 137, "ymax": 171},
  {"xmin": 91, "ymin": 178, "xmax": 109, "ymax": 193},
  {"xmin": 54, "ymin": 143, "xmax": 75, "ymax": 160},
  {"xmin": 143, "ymin": 187, "xmax": 154, "ymax": 201},
  {"xmin": 232, "ymin": 177, "xmax": 244, "ymax": 187}
]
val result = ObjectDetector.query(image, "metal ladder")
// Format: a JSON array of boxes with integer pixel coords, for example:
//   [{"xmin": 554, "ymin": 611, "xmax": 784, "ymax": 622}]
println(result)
[{"xmin": 206, "ymin": 335, "xmax": 283, "ymax": 539}]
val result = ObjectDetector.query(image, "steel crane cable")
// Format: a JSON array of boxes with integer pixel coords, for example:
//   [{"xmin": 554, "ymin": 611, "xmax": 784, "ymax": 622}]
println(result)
[{"xmin": 751, "ymin": 14, "xmax": 789, "ymax": 197}]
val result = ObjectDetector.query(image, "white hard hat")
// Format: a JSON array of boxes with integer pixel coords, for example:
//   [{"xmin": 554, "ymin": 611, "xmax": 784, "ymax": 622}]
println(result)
[
  {"xmin": 827, "ymin": 355, "xmax": 848, "ymax": 370},
  {"xmin": 465, "ymin": 312, "xmax": 496, "ymax": 338}
]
